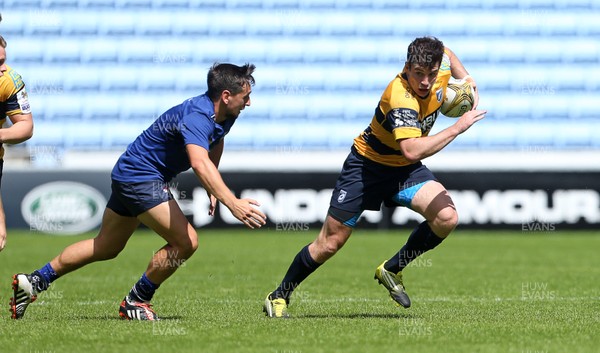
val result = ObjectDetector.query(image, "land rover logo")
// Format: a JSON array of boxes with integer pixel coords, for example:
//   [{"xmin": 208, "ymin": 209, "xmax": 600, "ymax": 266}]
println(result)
[{"xmin": 21, "ymin": 181, "xmax": 107, "ymax": 235}]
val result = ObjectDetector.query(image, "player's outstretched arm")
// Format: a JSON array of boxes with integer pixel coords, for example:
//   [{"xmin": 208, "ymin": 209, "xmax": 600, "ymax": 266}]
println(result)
[
  {"xmin": 398, "ymin": 109, "xmax": 486, "ymax": 163},
  {"xmin": 187, "ymin": 144, "xmax": 266, "ymax": 228},
  {"xmin": 0, "ymin": 113, "xmax": 33, "ymax": 144},
  {"xmin": 206, "ymin": 139, "xmax": 224, "ymax": 216},
  {"xmin": 445, "ymin": 47, "xmax": 479, "ymax": 109}
]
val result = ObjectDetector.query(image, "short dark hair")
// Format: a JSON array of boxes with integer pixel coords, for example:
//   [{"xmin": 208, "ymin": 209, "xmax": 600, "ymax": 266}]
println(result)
[
  {"xmin": 207, "ymin": 63, "xmax": 256, "ymax": 100},
  {"xmin": 406, "ymin": 36, "xmax": 444, "ymax": 69}
]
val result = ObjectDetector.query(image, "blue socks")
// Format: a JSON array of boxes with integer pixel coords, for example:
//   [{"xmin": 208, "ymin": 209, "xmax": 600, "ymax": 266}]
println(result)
[
  {"xmin": 272, "ymin": 244, "xmax": 321, "ymax": 301},
  {"xmin": 30, "ymin": 263, "xmax": 60, "ymax": 291},
  {"xmin": 129, "ymin": 273, "xmax": 160, "ymax": 302},
  {"xmin": 384, "ymin": 221, "xmax": 445, "ymax": 273},
  {"xmin": 38, "ymin": 263, "xmax": 60, "ymax": 283},
  {"xmin": 31, "ymin": 264, "xmax": 160, "ymax": 302}
]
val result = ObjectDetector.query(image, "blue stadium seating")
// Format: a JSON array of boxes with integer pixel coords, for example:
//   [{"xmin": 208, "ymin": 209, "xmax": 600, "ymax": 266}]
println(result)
[
  {"xmin": 103, "ymin": 121, "xmax": 147, "ymax": 148},
  {"xmin": 81, "ymin": 40, "xmax": 119, "ymax": 63},
  {"xmin": 563, "ymin": 40, "xmax": 599, "ymax": 63},
  {"xmin": 42, "ymin": 0, "xmax": 79, "ymax": 9},
  {"xmin": 447, "ymin": 0, "xmax": 485, "ymax": 8},
  {"xmin": 355, "ymin": 14, "xmax": 393, "ymax": 36},
  {"xmin": 218, "ymin": 123, "xmax": 254, "ymax": 149},
  {"xmin": 577, "ymin": 14, "xmax": 600, "ymax": 35},
  {"xmin": 266, "ymin": 40, "xmax": 308, "ymax": 63},
  {"xmin": 98, "ymin": 13, "xmax": 136, "ymax": 35},
  {"xmin": 43, "ymin": 39, "xmax": 81, "ymax": 63},
  {"xmin": 326, "ymin": 122, "xmax": 364, "ymax": 149},
  {"xmin": 324, "ymin": 67, "xmax": 363, "ymax": 91},
  {"xmin": 80, "ymin": 0, "xmax": 117, "ymax": 8},
  {"xmin": 116, "ymin": 0, "xmax": 153, "ymax": 9},
  {"xmin": 27, "ymin": 122, "xmax": 66, "ymax": 147},
  {"xmin": 302, "ymin": 0, "xmax": 337, "ymax": 8},
  {"xmin": 554, "ymin": 124, "xmax": 595, "ymax": 148},
  {"xmin": 268, "ymin": 95, "xmax": 310, "ymax": 121},
  {"xmin": 343, "ymin": 96, "xmax": 376, "ymax": 121},
  {"xmin": 446, "ymin": 40, "xmax": 490, "ymax": 63},
  {"xmin": 229, "ymin": 40, "xmax": 269, "ymax": 64},
  {"xmin": 64, "ymin": 121, "xmax": 106, "ymax": 148},
  {"xmin": 134, "ymin": 13, "xmax": 173, "ymax": 36},
  {"xmin": 251, "ymin": 124, "xmax": 294, "ymax": 148},
  {"xmin": 175, "ymin": 67, "xmax": 209, "ymax": 92},
  {"xmin": 118, "ymin": 95, "xmax": 160, "ymax": 121},
  {"xmin": 2, "ymin": 0, "xmax": 598, "ymax": 152},
  {"xmin": 99, "ymin": 67, "xmax": 139, "ymax": 92},
  {"xmin": 4, "ymin": 0, "xmax": 599, "ymax": 9},
  {"xmin": 81, "ymin": 95, "xmax": 121, "ymax": 120},
  {"xmin": 117, "ymin": 39, "xmax": 158, "ymax": 63},
  {"xmin": 516, "ymin": 123, "xmax": 557, "ymax": 147},
  {"xmin": 585, "ymin": 68, "xmax": 600, "ymax": 91},
  {"xmin": 10, "ymin": 40, "xmax": 45, "ymax": 63},
  {"xmin": 303, "ymin": 39, "xmax": 342, "ymax": 63},
  {"xmin": 570, "ymin": 95, "xmax": 599, "ymax": 120},
  {"xmin": 33, "ymin": 95, "xmax": 82, "ymax": 121},
  {"xmin": 63, "ymin": 68, "xmax": 101, "ymax": 91},
  {"xmin": 171, "ymin": 13, "xmax": 211, "ymax": 35},
  {"xmin": 236, "ymin": 96, "xmax": 271, "ymax": 122},
  {"xmin": 190, "ymin": 40, "xmax": 230, "ymax": 64},
  {"xmin": 63, "ymin": 13, "xmax": 100, "ymax": 36},
  {"xmin": 208, "ymin": 12, "xmax": 247, "ymax": 35},
  {"xmin": 0, "ymin": 12, "xmax": 25, "ymax": 35}
]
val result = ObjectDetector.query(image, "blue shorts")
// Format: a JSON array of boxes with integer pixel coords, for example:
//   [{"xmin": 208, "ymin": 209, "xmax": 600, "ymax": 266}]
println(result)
[
  {"xmin": 329, "ymin": 148, "xmax": 436, "ymax": 227},
  {"xmin": 0, "ymin": 159, "xmax": 3, "ymax": 187},
  {"xmin": 107, "ymin": 179, "xmax": 174, "ymax": 217}
]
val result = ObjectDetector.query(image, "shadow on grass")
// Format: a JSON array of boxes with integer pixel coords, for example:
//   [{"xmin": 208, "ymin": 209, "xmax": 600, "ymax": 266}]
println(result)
[
  {"xmin": 291, "ymin": 312, "xmax": 417, "ymax": 319},
  {"xmin": 73, "ymin": 315, "xmax": 184, "ymax": 321}
]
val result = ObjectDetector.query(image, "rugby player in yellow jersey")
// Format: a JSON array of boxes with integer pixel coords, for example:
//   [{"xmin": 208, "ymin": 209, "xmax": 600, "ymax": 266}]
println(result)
[
  {"xmin": 264, "ymin": 36, "xmax": 485, "ymax": 317},
  {"xmin": 0, "ymin": 35, "xmax": 34, "ymax": 252}
]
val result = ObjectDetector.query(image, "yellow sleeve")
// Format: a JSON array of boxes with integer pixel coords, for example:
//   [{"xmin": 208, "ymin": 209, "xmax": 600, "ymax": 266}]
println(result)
[
  {"xmin": 0, "ymin": 66, "xmax": 29, "ymax": 116},
  {"xmin": 380, "ymin": 80, "xmax": 421, "ymax": 140}
]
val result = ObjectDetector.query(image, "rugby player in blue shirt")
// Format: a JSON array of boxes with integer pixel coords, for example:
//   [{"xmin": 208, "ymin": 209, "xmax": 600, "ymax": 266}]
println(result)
[
  {"xmin": 264, "ymin": 37, "xmax": 485, "ymax": 318},
  {"xmin": 11, "ymin": 63, "xmax": 266, "ymax": 320}
]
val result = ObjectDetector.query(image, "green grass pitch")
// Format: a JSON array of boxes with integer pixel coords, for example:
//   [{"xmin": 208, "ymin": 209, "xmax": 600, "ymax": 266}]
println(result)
[{"xmin": 0, "ymin": 228, "xmax": 599, "ymax": 353}]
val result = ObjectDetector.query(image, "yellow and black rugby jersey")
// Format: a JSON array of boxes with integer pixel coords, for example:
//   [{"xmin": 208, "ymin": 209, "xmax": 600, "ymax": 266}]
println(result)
[
  {"xmin": 1, "ymin": 65, "xmax": 31, "ymax": 159},
  {"xmin": 353, "ymin": 50, "xmax": 452, "ymax": 167}
]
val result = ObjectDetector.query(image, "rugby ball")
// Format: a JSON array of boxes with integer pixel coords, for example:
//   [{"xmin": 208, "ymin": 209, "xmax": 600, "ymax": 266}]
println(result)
[{"xmin": 441, "ymin": 79, "xmax": 474, "ymax": 118}]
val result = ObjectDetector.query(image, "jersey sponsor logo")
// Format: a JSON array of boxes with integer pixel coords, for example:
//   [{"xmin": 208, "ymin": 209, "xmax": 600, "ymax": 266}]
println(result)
[
  {"xmin": 420, "ymin": 110, "xmax": 440, "ymax": 135},
  {"xmin": 440, "ymin": 53, "xmax": 451, "ymax": 71},
  {"xmin": 436, "ymin": 88, "xmax": 443, "ymax": 102},
  {"xmin": 388, "ymin": 108, "xmax": 419, "ymax": 129},
  {"xmin": 337, "ymin": 189, "xmax": 347, "ymax": 203},
  {"xmin": 21, "ymin": 181, "xmax": 107, "ymax": 235},
  {"xmin": 8, "ymin": 70, "xmax": 24, "ymax": 91},
  {"xmin": 16, "ymin": 89, "xmax": 32, "ymax": 114}
]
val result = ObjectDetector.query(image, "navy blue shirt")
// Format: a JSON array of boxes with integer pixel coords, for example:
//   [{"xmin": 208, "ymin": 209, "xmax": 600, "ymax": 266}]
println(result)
[{"xmin": 112, "ymin": 93, "xmax": 235, "ymax": 183}]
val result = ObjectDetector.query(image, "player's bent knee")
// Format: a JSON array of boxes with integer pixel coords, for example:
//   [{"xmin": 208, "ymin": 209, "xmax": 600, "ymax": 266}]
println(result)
[
  {"xmin": 173, "ymin": 232, "xmax": 199, "ymax": 259},
  {"xmin": 93, "ymin": 238, "xmax": 126, "ymax": 260},
  {"xmin": 435, "ymin": 208, "xmax": 459, "ymax": 234},
  {"xmin": 91, "ymin": 246, "xmax": 122, "ymax": 261},
  {"xmin": 322, "ymin": 233, "xmax": 348, "ymax": 256},
  {"xmin": 322, "ymin": 241, "xmax": 341, "ymax": 257},
  {"xmin": 188, "ymin": 230, "xmax": 199, "ymax": 253}
]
